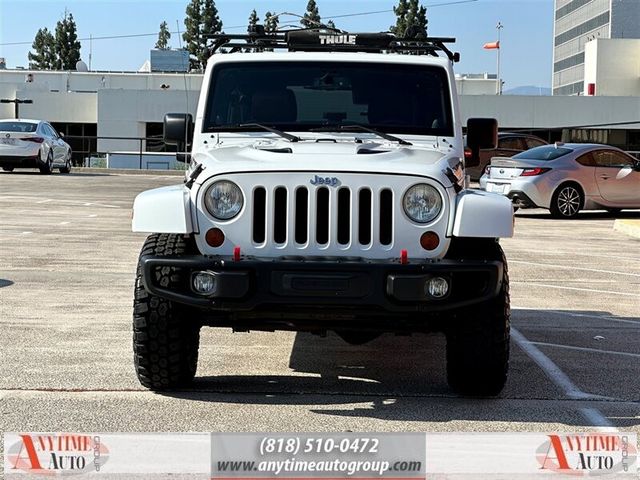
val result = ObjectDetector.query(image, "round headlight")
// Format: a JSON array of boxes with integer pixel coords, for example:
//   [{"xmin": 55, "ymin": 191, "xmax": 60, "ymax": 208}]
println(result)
[
  {"xmin": 204, "ymin": 180, "xmax": 243, "ymax": 220},
  {"xmin": 403, "ymin": 184, "xmax": 442, "ymax": 224}
]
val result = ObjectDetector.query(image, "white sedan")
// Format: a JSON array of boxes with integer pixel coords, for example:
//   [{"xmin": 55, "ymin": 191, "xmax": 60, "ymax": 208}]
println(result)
[{"xmin": 0, "ymin": 119, "xmax": 72, "ymax": 174}]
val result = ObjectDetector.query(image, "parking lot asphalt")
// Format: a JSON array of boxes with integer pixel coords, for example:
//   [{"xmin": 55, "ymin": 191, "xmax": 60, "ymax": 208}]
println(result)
[{"xmin": 0, "ymin": 171, "xmax": 638, "ymax": 449}]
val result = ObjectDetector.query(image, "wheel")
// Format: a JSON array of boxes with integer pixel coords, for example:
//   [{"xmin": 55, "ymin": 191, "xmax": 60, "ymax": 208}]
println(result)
[
  {"xmin": 133, "ymin": 233, "xmax": 201, "ymax": 390},
  {"xmin": 445, "ymin": 239, "xmax": 510, "ymax": 396},
  {"xmin": 550, "ymin": 183, "xmax": 583, "ymax": 219},
  {"xmin": 336, "ymin": 331, "xmax": 382, "ymax": 345},
  {"xmin": 2, "ymin": 167, "xmax": 13, "ymax": 172},
  {"xmin": 39, "ymin": 151, "xmax": 53, "ymax": 175},
  {"xmin": 59, "ymin": 152, "xmax": 72, "ymax": 174}
]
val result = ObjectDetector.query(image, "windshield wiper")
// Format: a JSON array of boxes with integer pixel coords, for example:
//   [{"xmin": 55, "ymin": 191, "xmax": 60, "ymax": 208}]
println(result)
[
  {"xmin": 233, "ymin": 123, "xmax": 301, "ymax": 142},
  {"xmin": 311, "ymin": 124, "xmax": 412, "ymax": 146}
]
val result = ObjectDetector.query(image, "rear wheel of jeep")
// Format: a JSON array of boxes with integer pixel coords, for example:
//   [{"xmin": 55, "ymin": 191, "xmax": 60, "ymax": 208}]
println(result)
[
  {"xmin": 133, "ymin": 233, "xmax": 201, "ymax": 390},
  {"xmin": 445, "ymin": 239, "xmax": 510, "ymax": 396},
  {"xmin": 336, "ymin": 330, "xmax": 382, "ymax": 345}
]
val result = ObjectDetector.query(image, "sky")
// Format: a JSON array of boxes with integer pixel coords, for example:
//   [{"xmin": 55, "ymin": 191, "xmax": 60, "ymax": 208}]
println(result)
[{"xmin": 0, "ymin": 0, "xmax": 554, "ymax": 90}]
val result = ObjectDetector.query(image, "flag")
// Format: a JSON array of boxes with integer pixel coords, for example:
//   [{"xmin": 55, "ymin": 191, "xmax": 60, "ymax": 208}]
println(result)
[{"xmin": 483, "ymin": 41, "xmax": 500, "ymax": 49}]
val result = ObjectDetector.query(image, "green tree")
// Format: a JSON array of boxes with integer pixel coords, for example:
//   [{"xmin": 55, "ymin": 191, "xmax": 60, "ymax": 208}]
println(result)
[
  {"xmin": 183, "ymin": 0, "xmax": 222, "ymax": 69},
  {"xmin": 183, "ymin": 0, "xmax": 202, "ymax": 69},
  {"xmin": 326, "ymin": 19, "xmax": 336, "ymax": 30},
  {"xmin": 301, "ymin": 0, "xmax": 321, "ymax": 28},
  {"xmin": 391, "ymin": 0, "xmax": 427, "ymax": 37},
  {"xmin": 200, "ymin": 0, "xmax": 223, "ymax": 67},
  {"xmin": 54, "ymin": 11, "xmax": 82, "ymax": 70},
  {"xmin": 264, "ymin": 11, "xmax": 279, "ymax": 33},
  {"xmin": 28, "ymin": 27, "xmax": 56, "ymax": 70},
  {"xmin": 155, "ymin": 21, "xmax": 172, "ymax": 50},
  {"xmin": 248, "ymin": 9, "xmax": 259, "ymax": 28}
]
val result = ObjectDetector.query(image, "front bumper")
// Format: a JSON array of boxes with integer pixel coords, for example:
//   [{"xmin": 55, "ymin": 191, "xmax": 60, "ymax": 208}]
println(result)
[{"xmin": 140, "ymin": 255, "xmax": 504, "ymax": 326}]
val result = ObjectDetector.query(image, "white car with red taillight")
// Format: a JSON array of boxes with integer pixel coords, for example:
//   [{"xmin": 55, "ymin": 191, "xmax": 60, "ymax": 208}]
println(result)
[
  {"xmin": 479, "ymin": 143, "xmax": 640, "ymax": 218},
  {"xmin": 0, "ymin": 119, "xmax": 72, "ymax": 174}
]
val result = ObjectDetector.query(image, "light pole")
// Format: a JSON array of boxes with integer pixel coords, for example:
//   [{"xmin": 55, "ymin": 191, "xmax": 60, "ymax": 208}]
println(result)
[
  {"xmin": 0, "ymin": 98, "xmax": 33, "ymax": 119},
  {"xmin": 496, "ymin": 22, "xmax": 503, "ymax": 95}
]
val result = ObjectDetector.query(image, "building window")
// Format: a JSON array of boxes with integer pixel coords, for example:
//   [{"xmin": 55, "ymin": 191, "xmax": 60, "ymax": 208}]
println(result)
[
  {"xmin": 553, "ymin": 52, "xmax": 585, "ymax": 73},
  {"xmin": 553, "ymin": 81, "xmax": 584, "ymax": 96},
  {"xmin": 555, "ymin": 0, "xmax": 594, "ymax": 21},
  {"xmin": 554, "ymin": 11, "xmax": 609, "ymax": 46}
]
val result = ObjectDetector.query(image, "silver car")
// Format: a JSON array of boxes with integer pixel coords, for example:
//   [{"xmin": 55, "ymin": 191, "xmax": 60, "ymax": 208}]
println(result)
[
  {"xmin": 0, "ymin": 119, "xmax": 72, "ymax": 174},
  {"xmin": 479, "ymin": 143, "xmax": 640, "ymax": 218}
]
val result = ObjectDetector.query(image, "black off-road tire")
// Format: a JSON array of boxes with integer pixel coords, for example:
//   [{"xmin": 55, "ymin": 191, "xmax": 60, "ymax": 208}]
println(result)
[
  {"xmin": 2, "ymin": 167, "xmax": 14, "ymax": 172},
  {"xmin": 550, "ymin": 183, "xmax": 583, "ymax": 219},
  {"xmin": 445, "ymin": 238, "xmax": 510, "ymax": 396},
  {"xmin": 133, "ymin": 233, "xmax": 201, "ymax": 390}
]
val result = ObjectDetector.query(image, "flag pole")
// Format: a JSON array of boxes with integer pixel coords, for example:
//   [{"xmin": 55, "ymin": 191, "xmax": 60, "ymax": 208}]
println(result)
[{"xmin": 496, "ymin": 22, "xmax": 503, "ymax": 95}]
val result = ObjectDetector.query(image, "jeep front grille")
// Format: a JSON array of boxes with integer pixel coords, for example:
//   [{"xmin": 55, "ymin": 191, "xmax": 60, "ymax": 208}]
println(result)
[{"xmin": 251, "ymin": 186, "xmax": 394, "ymax": 247}]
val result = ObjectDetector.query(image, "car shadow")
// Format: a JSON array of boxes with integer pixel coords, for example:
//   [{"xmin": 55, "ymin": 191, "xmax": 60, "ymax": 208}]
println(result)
[
  {"xmin": 158, "ymin": 309, "xmax": 639, "ymax": 428},
  {"xmin": 0, "ymin": 279, "xmax": 14, "ymax": 288}
]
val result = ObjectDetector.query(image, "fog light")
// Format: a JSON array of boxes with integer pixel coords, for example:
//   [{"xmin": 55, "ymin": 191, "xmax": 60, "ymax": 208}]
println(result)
[
  {"xmin": 426, "ymin": 276, "xmax": 449, "ymax": 298},
  {"xmin": 192, "ymin": 271, "xmax": 216, "ymax": 295}
]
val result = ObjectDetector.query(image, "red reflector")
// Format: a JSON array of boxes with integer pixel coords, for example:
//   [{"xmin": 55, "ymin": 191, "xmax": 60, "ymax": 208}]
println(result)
[
  {"xmin": 23, "ymin": 137, "xmax": 44, "ymax": 143},
  {"xmin": 233, "ymin": 246, "xmax": 241, "ymax": 262},
  {"xmin": 420, "ymin": 231, "xmax": 440, "ymax": 251},
  {"xmin": 205, "ymin": 228, "xmax": 225, "ymax": 247},
  {"xmin": 400, "ymin": 249, "xmax": 408, "ymax": 265},
  {"xmin": 520, "ymin": 168, "xmax": 551, "ymax": 177},
  {"xmin": 464, "ymin": 148, "xmax": 472, "ymax": 159}
]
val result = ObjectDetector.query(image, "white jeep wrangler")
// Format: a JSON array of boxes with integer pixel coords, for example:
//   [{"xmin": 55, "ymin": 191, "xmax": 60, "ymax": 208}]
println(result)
[{"xmin": 131, "ymin": 30, "xmax": 514, "ymax": 395}]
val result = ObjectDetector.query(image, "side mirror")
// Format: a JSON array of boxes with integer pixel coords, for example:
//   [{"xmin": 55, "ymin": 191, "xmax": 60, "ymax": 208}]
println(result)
[
  {"xmin": 164, "ymin": 113, "xmax": 193, "ymax": 163},
  {"xmin": 633, "ymin": 160, "xmax": 640, "ymax": 172},
  {"xmin": 466, "ymin": 118, "xmax": 498, "ymax": 168},
  {"xmin": 59, "ymin": 132, "xmax": 65, "ymax": 138}
]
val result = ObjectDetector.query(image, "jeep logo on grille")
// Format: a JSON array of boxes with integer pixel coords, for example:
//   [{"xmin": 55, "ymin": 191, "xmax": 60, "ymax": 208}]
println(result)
[{"xmin": 310, "ymin": 175, "xmax": 340, "ymax": 187}]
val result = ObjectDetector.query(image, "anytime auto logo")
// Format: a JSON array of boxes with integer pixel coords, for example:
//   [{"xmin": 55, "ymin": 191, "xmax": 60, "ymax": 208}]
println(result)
[
  {"xmin": 536, "ymin": 433, "xmax": 637, "ymax": 476},
  {"xmin": 6, "ymin": 433, "xmax": 109, "ymax": 476}
]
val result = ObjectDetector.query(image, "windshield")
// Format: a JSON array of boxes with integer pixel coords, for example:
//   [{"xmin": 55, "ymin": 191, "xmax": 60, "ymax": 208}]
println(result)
[
  {"xmin": 203, "ymin": 61, "xmax": 453, "ymax": 137},
  {"xmin": 513, "ymin": 145, "xmax": 573, "ymax": 161},
  {"xmin": 0, "ymin": 122, "xmax": 37, "ymax": 133}
]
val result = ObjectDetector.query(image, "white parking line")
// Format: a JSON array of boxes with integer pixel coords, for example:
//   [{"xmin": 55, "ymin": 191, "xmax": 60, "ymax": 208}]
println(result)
[
  {"xmin": 530, "ymin": 341, "xmax": 640, "ymax": 359},
  {"xmin": 511, "ymin": 328, "xmax": 616, "ymax": 429},
  {"xmin": 513, "ymin": 308, "xmax": 640, "ymax": 326},
  {"xmin": 511, "ymin": 282, "xmax": 639, "ymax": 297},
  {"xmin": 36, "ymin": 199, "xmax": 52, "ymax": 204},
  {"xmin": 509, "ymin": 260, "xmax": 640, "ymax": 278},
  {"xmin": 0, "ymin": 195, "xmax": 120, "ymax": 208}
]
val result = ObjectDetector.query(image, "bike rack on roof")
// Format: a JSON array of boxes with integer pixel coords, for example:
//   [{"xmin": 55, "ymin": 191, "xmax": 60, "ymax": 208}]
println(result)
[{"xmin": 205, "ymin": 28, "xmax": 460, "ymax": 62}]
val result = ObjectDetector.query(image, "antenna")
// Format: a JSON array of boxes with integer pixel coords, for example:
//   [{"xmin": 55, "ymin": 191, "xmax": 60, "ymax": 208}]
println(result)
[{"xmin": 176, "ymin": 19, "xmax": 191, "ymax": 162}]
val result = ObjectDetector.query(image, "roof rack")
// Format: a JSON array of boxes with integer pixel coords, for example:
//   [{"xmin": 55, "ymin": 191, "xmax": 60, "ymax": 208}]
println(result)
[{"xmin": 206, "ymin": 29, "xmax": 460, "ymax": 62}]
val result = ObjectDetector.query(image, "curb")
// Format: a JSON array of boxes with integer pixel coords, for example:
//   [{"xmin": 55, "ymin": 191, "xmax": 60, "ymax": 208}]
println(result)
[
  {"xmin": 613, "ymin": 220, "xmax": 640, "ymax": 239},
  {"xmin": 73, "ymin": 167, "xmax": 186, "ymax": 176}
]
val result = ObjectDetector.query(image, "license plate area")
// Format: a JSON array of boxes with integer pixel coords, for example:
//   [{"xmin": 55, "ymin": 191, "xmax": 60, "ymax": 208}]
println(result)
[
  {"xmin": 486, "ymin": 182, "xmax": 509, "ymax": 194},
  {"xmin": 0, "ymin": 138, "xmax": 17, "ymax": 145},
  {"xmin": 271, "ymin": 272, "xmax": 371, "ymax": 298}
]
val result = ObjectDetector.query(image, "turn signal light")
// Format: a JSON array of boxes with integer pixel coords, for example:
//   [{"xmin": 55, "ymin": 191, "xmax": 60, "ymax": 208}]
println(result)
[
  {"xmin": 420, "ymin": 231, "xmax": 440, "ymax": 251},
  {"xmin": 205, "ymin": 228, "xmax": 225, "ymax": 247}
]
